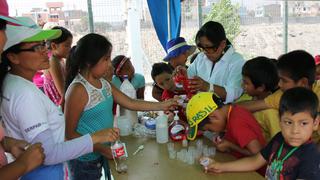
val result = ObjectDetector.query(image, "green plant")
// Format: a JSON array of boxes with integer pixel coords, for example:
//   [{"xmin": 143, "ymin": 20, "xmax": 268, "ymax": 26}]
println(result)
[{"xmin": 204, "ymin": 0, "xmax": 240, "ymax": 43}]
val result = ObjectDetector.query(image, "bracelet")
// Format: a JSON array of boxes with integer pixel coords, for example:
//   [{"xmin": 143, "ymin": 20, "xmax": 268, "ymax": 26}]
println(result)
[{"xmin": 209, "ymin": 83, "xmax": 214, "ymax": 92}]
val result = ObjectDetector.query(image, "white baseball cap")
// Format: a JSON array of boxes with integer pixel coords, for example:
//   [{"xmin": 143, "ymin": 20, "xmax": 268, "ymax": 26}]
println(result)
[{"xmin": 4, "ymin": 17, "xmax": 61, "ymax": 50}]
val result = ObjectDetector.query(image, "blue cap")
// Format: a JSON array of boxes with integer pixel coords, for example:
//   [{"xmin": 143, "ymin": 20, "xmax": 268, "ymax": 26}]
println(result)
[{"xmin": 163, "ymin": 37, "xmax": 196, "ymax": 62}]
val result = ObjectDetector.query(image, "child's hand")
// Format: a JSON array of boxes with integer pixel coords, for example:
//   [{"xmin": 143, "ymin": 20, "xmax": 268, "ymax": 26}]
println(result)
[
  {"xmin": 213, "ymin": 139, "xmax": 231, "ymax": 153},
  {"xmin": 100, "ymin": 147, "xmax": 113, "ymax": 160},
  {"xmin": 161, "ymin": 96, "xmax": 179, "ymax": 111},
  {"xmin": 206, "ymin": 162, "xmax": 224, "ymax": 174},
  {"xmin": 15, "ymin": 143, "xmax": 45, "ymax": 174},
  {"xmin": 7, "ymin": 138, "xmax": 29, "ymax": 159},
  {"xmin": 92, "ymin": 128, "xmax": 120, "ymax": 144}
]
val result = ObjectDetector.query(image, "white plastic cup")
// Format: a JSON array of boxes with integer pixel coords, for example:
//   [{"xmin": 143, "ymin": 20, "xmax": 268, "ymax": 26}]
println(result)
[
  {"xmin": 156, "ymin": 114, "xmax": 168, "ymax": 144},
  {"xmin": 117, "ymin": 115, "xmax": 133, "ymax": 136}
]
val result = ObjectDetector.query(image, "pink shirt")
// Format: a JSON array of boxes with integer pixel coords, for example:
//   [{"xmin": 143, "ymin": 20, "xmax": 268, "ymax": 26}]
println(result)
[{"xmin": 0, "ymin": 125, "xmax": 8, "ymax": 168}]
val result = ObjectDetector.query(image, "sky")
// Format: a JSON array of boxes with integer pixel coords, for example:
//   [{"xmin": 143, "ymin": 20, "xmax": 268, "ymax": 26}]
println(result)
[{"xmin": 7, "ymin": 0, "xmax": 277, "ymax": 16}]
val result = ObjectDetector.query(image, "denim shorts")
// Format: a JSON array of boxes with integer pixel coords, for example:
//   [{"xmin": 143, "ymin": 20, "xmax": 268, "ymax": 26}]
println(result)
[{"xmin": 68, "ymin": 157, "xmax": 111, "ymax": 180}]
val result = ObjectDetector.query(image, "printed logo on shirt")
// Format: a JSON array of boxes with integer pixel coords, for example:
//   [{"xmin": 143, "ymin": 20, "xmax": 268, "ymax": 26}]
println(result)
[{"xmin": 24, "ymin": 123, "xmax": 45, "ymax": 133}]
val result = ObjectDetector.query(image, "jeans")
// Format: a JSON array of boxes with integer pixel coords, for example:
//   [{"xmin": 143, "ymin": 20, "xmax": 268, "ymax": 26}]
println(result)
[{"xmin": 68, "ymin": 157, "xmax": 111, "ymax": 180}]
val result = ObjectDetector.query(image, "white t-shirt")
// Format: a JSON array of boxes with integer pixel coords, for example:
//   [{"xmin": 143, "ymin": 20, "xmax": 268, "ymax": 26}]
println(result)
[{"xmin": 0, "ymin": 74, "xmax": 65, "ymax": 143}]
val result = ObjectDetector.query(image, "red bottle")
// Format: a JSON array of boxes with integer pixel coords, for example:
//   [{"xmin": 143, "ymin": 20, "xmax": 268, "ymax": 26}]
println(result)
[
  {"xmin": 173, "ymin": 73, "xmax": 193, "ymax": 99},
  {"xmin": 168, "ymin": 111, "xmax": 188, "ymax": 141}
]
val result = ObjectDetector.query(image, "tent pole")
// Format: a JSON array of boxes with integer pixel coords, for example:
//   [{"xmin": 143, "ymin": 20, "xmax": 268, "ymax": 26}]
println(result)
[
  {"xmin": 167, "ymin": 0, "xmax": 171, "ymax": 41},
  {"xmin": 87, "ymin": 0, "xmax": 94, "ymax": 33}
]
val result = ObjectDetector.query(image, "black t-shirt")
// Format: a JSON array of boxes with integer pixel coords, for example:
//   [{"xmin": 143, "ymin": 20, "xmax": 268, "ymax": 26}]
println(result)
[{"xmin": 260, "ymin": 132, "xmax": 320, "ymax": 180}]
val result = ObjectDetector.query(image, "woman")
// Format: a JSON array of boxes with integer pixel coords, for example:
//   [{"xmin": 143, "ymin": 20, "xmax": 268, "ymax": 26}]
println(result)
[
  {"xmin": 0, "ymin": 17, "xmax": 120, "ymax": 180},
  {"xmin": 187, "ymin": 21, "xmax": 245, "ymax": 103}
]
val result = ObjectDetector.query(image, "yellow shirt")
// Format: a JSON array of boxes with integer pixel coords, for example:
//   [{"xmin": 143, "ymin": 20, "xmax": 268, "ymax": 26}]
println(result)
[
  {"xmin": 264, "ymin": 81, "xmax": 320, "ymax": 143},
  {"xmin": 264, "ymin": 81, "xmax": 320, "ymax": 110}
]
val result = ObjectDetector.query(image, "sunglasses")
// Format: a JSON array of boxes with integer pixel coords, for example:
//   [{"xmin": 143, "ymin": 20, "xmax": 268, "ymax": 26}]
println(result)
[
  {"xmin": 197, "ymin": 44, "xmax": 219, "ymax": 53},
  {"xmin": 16, "ymin": 42, "xmax": 47, "ymax": 53}
]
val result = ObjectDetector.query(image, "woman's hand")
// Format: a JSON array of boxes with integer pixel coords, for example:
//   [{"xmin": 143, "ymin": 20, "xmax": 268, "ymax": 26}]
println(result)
[
  {"xmin": 91, "ymin": 128, "xmax": 120, "ymax": 144},
  {"xmin": 15, "ymin": 143, "xmax": 45, "ymax": 174},
  {"xmin": 188, "ymin": 76, "xmax": 210, "ymax": 92}
]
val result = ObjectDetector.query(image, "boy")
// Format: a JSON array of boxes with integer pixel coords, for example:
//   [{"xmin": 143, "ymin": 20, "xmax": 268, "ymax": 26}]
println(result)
[
  {"xmin": 206, "ymin": 87, "xmax": 320, "ymax": 179},
  {"xmin": 241, "ymin": 56, "xmax": 278, "ymax": 101},
  {"xmin": 240, "ymin": 57, "xmax": 280, "ymax": 142},
  {"xmin": 186, "ymin": 92, "xmax": 266, "ymax": 158},
  {"xmin": 238, "ymin": 50, "xmax": 320, "ymax": 143},
  {"xmin": 152, "ymin": 37, "xmax": 195, "ymax": 101},
  {"xmin": 151, "ymin": 62, "xmax": 187, "ymax": 121}
]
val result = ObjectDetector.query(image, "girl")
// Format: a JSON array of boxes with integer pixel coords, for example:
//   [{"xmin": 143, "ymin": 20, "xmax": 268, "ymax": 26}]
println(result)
[
  {"xmin": 64, "ymin": 34, "xmax": 177, "ymax": 180},
  {"xmin": 0, "ymin": 17, "xmax": 120, "ymax": 180},
  {"xmin": 43, "ymin": 26, "xmax": 73, "ymax": 107},
  {"xmin": 112, "ymin": 55, "xmax": 145, "ymax": 99}
]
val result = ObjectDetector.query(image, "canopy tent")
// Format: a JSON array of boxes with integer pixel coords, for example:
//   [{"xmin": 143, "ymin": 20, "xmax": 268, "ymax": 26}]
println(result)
[{"xmin": 147, "ymin": 0, "xmax": 181, "ymax": 51}]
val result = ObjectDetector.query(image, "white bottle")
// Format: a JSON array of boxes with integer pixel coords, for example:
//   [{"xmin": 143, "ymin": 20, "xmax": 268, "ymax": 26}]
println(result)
[
  {"xmin": 119, "ymin": 75, "xmax": 138, "ymax": 125},
  {"xmin": 156, "ymin": 112, "xmax": 169, "ymax": 144}
]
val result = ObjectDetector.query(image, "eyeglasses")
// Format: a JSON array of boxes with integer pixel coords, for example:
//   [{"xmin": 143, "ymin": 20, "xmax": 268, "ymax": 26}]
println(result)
[
  {"xmin": 17, "ymin": 42, "xmax": 47, "ymax": 53},
  {"xmin": 197, "ymin": 44, "xmax": 218, "ymax": 53}
]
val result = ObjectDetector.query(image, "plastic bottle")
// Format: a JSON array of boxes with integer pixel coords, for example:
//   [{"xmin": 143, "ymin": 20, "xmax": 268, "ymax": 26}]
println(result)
[
  {"xmin": 111, "ymin": 140, "xmax": 128, "ymax": 173},
  {"xmin": 168, "ymin": 111, "xmax": 188, "ymax": 141},
  {"xmin": 119, "ymin": 75, "xmax": 138, "ymax": 125},
  {"xmin": 156, "ymin": 113, "xmax": 169, "ymax": 144}
]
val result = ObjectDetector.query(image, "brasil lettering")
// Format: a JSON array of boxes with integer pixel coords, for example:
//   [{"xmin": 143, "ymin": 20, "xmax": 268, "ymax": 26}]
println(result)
[{"xmin": 191, "ymin": 105, "xmax": 215, "ymax": 124}]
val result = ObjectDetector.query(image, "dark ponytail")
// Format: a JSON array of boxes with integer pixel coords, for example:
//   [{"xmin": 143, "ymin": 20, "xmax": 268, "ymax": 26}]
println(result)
[
  {"xmin": 0, "ymin": 43, "xmax": 22, "ymax": 103},
  {"xmin": 65, "ymin": 33, "xmax": 112, "ymax": 92},
  {"xmin": 0, "ymin": 56, "xmax": 10, "ymax": 102},
  {"xmin": 65, "ymin": 46, "xmax": 79, "ymax": 92}
]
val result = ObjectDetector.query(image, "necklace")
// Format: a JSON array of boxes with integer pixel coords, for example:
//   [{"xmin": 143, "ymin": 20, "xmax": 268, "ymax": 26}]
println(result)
[{"xmin": 270, "ymin": 143, "xmax": 299, "ymax": 174}]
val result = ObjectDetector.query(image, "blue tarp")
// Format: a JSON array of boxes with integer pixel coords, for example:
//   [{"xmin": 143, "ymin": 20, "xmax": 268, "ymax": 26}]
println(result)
[{"xmin": 147, "ymin": 0, "xmax": 181, "ymax": 51}]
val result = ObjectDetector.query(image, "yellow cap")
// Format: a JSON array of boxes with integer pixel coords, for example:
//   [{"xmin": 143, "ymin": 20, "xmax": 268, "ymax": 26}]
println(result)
[{"xmin": 186, "ymin": 92, "xmax": 220, "ymax": 140}]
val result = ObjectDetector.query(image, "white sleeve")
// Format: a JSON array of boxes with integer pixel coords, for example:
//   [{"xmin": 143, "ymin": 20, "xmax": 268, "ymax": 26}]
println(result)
[
  {"xmin": 187, "ymin": 55, "xmax": 201, "ymax": 78},
  {"xmin": 13, "ymin": 91, "xmax": 50, "ymax": 142},
  {"xmin": 224, "ymin": 58, "xmax": 245, "ymax": 103}
]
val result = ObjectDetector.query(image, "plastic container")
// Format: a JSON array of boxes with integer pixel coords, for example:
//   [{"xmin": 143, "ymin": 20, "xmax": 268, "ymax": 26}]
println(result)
[
  {"xmin": 119, "ymin": 75, "xmax": 138, "ymax": 125},
  {"xmin": 168, "ymin": 111, "xmax": 188, "ymax": 141},
  {"xmin": 156, "ymin": 113, "xmax": 169, "ymax": 144},
  {"xmin": 117, "ymin": 115, "xmax": 132, "ymax": 136}
]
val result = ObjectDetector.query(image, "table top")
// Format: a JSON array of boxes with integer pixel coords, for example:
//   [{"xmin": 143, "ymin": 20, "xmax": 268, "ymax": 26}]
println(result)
[{"xmin": 109, "ymin": 136, "xmax": 264, "ymax": 180}]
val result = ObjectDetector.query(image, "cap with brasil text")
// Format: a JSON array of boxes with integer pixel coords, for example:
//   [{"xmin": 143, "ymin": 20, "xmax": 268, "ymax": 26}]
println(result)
[{"xmin": 186, "ymin": 92, "xmax": 224, "ymax": 140}]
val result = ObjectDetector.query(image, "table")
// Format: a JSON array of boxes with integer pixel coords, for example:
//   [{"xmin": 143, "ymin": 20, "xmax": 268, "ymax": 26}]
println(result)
[{"xmin": 109, "ymin": 136, "xmax": 264, "ymax": 180}]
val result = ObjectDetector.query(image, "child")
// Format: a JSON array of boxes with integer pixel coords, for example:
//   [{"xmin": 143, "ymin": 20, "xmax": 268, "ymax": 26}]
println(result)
[
  {"xmin": 43, "ymin": 26, "xmax": 73, "ymax": 107},
  {"xmin": 186, "ymin": 92, "xmax": 266, "ymax": 159},
  {"xmin": 112, "ymin": 55, "xmax": 145, "ymax": 99},
  {"xmin": 64, "ymin": 34, "xmax": 177, "ymax": 180},
  {"xmin": 241, "ymin": 57, "xmax": 278, "ymax": 101},
  {"xmin": 151, "ymin": 62, "xmax": 187, "ymax": 121},
  {"xmin": 240, "ymin": 57, "xmax": 280, "ymax": 142},
  {"xmin": 206, "ymin": 87, "xmax": 320, "ymax": 179},
  {"xmin": 238, "ymin": 50, "xmax": 320, "ymax": 143},
  {"xmin": 151, "ymin": 63, "xmax": 186, "ymax": 101},
  {"xmin": 152, "ymin": 37, "xmax": 195, "ymax": 101},
  {"xmin": 315, "ymin": 55, "xmax": 320, "ymax": 80}
]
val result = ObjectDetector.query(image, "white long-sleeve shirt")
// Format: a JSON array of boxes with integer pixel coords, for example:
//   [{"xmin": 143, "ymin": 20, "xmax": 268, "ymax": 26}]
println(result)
[{"xmin": 188, "ymin": 46, "xmax": 245, "ymax": 103}]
